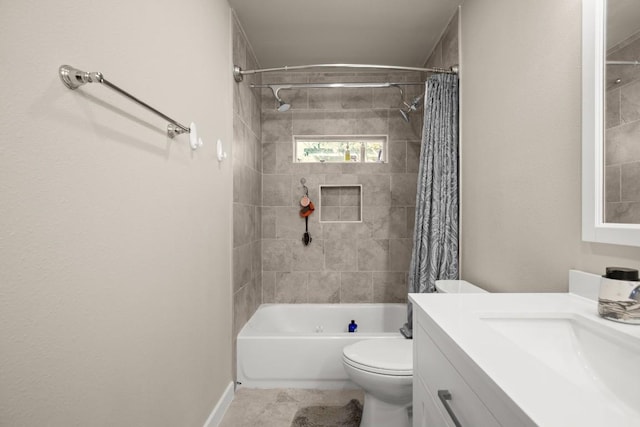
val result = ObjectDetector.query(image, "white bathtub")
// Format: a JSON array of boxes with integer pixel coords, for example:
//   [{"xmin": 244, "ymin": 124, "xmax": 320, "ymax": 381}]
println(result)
[{"xmin": 236, "ymin": 303, "xmax": 406, "ymax": 389}]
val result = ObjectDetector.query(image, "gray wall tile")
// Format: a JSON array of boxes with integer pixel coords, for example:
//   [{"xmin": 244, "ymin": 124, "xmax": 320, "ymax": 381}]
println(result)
[
  {"xmin": 441, "ymin": 10, "xmax": 460, "ymax": 69},
  {"xmin": 373, "ymin": 87, "xmax": 402, "ymax": 109},
  {"xmin": 388, "ymin": 141, "xmax": 407, "ymax": 173},
  {"xmin": 391, "ymin": 174, "xmax": 418, "ymax": 206},
  {"xmin": 340, "ymin": 206, "xmax": 361, "ymax": 221},
  {"xmin": 293, "ymin": 111, "xmax": 326, "ymax": 135},
  {"xmin": 262, "ymin": 272, "xmax": 276, "ymax": 303},
  {"xmin": 325, "ymin": 239, "xmax": 358, "ymax": 271},
  {"xmin": 358, "ymin": 175, "xmax": 391, "ymax": 206},
  {"xmin": 308, "ymin": 88, "xmax": 342, "ymax": 109},
  {"xmin": 606, "ymin": 202, "xmax": 640, "ymax": 223},
  {"xmin": 262, "ymin": 111, "xmax": 292, "ymax": 143},
  {"xmin": 233, "ymin": 202, "xmax": 255, "ymax": 247},
  {"xmin": 373, "ymin": 272, "xmax": 407, "ymax": 303},
  {"xmin": 340, "ymin": 272, "xmax": 373, "ymax": 303},
  {"xmin": 390, "ymin": 239, "xmax": 413, "ymax": 272},
  {"xmin": 275, "ymin": 207, "xmax": 305, "ymax": 239},
  {"xmin": 621, "ymin": 80, "xmax": 640, "ymax": 124},
  {"xmin": 262, "ymin": 143, "xmax": 276, "ymax": 174},
  {"xmin": 406, "ymin": 140, "xmax": 421, "ymax": 173},
  {"xmin": 275, "ymin": 272, "xmax": 308, "ymax": 303},
  {"xmin": 321, "ymin": 206, "xmax": 340, "ymax": 222},
  {"xmin": 606, "ymin": 88, "xmax": 621, "ymax": 129},
  {"xmin": 308, "ymin": 272, "xmax": 340, "ymax": 303},
  {"xmin": 341, "ymin": 88, "xmax": 373, "ymax": 109},
  {"xmin": 233, "ymin": 243, "xmax": 252, "ymax": 293},
  {"xmin": 262, "ymin": 207, "xmax": 276, "ymax": 238},
  {"xmin": 263, "ymin": 174, "xmax": 292, "ymax": 206},
  {"xmin": 358, "ymin": 239, "xmax": 390, "ymax": 271},
  {"xmin": 368, "ymin": 206, "xmax": 408, "ymax": 239},
  {"xmin": 274, "ymin": 142, "xmax": 294, "ymax": 174},
  {"xmin": 292, "ymin": 239, "xmax": 325, "ymax": 271},
  {"xmin": 606, "ymin": 165, "xmax": 621, "ymax": 202},
  {"xmin": 263, "ymin": 239, "xmax": 291, "ymax": 271},
  {"xmin": 621, "ymin": 162, "xmax": 640, "ymax": 201}
]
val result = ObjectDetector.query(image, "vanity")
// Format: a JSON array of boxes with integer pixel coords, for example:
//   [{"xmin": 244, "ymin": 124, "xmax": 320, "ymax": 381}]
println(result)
[{"xmin": 410, "ymin": 272, "xmax": 640, "ymax": 426}]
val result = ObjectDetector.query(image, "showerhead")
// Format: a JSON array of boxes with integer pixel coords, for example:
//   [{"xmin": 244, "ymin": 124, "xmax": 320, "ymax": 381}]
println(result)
[
  {"xmin": 277, "ymin": 100, "xmax": 291, "ymax": 112},
  {"xmin": 272, "ymin": 86, "xmax": 291, "ymax": 112},
  {"xmin": 398, "ymin": 94, "xmax": 424, "ymax": 122}
]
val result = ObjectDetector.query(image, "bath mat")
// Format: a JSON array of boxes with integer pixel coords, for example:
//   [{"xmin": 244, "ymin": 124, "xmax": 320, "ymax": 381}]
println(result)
[{"xmin": 290, "ymin": 399, "xmax": 362, "ymax": 427}]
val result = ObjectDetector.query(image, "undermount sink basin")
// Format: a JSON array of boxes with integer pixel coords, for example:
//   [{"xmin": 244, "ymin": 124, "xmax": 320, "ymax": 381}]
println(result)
[{"xmin": 481, "ymin": 313, "xmax": 640, "ymax": 412}]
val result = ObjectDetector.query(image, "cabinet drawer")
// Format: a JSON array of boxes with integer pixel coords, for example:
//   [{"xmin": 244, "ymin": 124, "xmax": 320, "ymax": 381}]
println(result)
[
  {"xmin": 414, "ymin": 375, "xmax": 451, "ymax": 427},
  {"xmin": 415, "ymin": 324, "xmax": 501, "ymax": 427}
]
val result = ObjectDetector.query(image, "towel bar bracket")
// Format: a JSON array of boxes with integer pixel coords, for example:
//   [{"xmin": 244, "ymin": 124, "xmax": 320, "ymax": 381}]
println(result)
[{"xmin": 167, "ymin": 123, "xmax": 188, "ymax": 138}]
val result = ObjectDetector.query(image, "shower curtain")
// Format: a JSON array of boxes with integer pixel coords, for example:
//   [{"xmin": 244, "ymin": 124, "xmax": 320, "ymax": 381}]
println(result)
[{"xmin": 402, "ymin": 73, "xmax": 459, "ymax": 338}]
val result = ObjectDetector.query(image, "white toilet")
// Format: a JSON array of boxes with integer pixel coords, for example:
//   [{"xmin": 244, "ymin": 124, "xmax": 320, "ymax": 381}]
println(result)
[
  {"xmin": 342, "ymin": 280, "xmax": 487, "ymax": 427},
  {"xmin": 343, "ymin": 338, "xmax": 413, "ymax": 427}
]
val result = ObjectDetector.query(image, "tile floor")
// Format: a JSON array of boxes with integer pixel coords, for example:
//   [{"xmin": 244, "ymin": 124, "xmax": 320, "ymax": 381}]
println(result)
[{"xmin": 219, "ymin": 388, "xmax": 364, "ymax": 427}]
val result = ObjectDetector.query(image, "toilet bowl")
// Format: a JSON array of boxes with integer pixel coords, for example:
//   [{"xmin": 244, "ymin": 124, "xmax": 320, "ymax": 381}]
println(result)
[
  {"xmin": 342, "ymin": 339, "xmax": 413, "ymax": 427},
  {"xmin": 342, "ymin": 280, "xmax": 487, "ymax": 427}
]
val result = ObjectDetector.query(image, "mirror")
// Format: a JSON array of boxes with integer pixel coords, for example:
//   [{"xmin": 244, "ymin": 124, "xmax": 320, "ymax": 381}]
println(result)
[{"xmin": 583, "ymin": 0, "xmax": 640, "ymax": 246}]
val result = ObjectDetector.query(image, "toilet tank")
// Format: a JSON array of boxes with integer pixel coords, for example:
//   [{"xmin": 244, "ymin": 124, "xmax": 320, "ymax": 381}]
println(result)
[{"xmin": 435, "ymin": 280, "xmax": 488, "ymax": 294}]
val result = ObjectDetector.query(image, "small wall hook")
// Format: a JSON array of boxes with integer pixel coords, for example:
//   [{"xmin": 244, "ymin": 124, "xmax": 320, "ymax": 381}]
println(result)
[{"xmin": 189, "ymin": 122, "xmax": 203, "ymax": 150}]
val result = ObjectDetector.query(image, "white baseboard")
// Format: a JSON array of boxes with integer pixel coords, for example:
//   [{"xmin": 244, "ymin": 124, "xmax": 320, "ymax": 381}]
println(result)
[{"xmin": 203, "ymin": 381, "xmax": 234, "ymax": 427}]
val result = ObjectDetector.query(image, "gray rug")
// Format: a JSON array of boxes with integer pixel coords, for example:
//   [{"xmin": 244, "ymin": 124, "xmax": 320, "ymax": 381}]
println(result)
[{"xmin": 290, "ymin": 399, "xmax": 363, "ymax": 427}]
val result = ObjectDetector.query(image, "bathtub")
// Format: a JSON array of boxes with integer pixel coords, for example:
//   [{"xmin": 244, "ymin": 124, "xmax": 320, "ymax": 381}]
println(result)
[{"xmin": 236, "ymin": 303, "xmax": 406, "ymax": 389}]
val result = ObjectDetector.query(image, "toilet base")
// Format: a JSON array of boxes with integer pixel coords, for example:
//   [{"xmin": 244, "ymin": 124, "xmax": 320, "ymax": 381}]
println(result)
[{"xmin": 360, "ymin": 392, "xmax": 411, "ymax": 427}]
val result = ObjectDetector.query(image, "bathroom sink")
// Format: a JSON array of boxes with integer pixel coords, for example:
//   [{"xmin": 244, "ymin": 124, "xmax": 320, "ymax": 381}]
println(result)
[{"xmin": 481, "ymin": 313, "xmax": 640, "ymax": 412}]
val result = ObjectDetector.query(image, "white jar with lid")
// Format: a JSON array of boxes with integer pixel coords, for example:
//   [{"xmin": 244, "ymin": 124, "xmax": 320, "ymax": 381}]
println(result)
[{"xmin": 598, "ymin": 267, "xmax": 640, "ymax": 324}]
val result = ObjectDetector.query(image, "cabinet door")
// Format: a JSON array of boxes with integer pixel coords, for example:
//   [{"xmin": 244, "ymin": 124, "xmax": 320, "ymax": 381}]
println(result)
[{"xmin": 415, "ymin": 324, "xmax": 501, "ymax": 427}]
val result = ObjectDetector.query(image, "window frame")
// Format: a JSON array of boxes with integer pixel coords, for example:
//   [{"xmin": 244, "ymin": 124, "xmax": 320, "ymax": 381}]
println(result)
[{"xmin": 293, "ymin": 134, "xmax": 389, "ymax": 164}]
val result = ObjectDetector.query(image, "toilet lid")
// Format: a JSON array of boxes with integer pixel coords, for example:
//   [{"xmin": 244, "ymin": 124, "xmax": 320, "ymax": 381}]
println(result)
[{"xmin": 343, "ymin": 339, "xmax": 412, "ymax": 375}]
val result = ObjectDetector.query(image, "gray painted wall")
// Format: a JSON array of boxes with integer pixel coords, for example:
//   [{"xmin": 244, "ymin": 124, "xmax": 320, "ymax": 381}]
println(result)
[
  {"xmin": 0, "ymin": 0, "xmax": 233, "ymax": 425},
  {"xmin": 460, "ymin": 0, "xmax": 640, "ymax": 292}
]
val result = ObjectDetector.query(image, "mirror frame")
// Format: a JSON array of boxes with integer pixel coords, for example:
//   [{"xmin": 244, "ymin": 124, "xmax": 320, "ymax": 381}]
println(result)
[{"xmin": 582, "ymin": 0, "xmax": 640, "ymax": 247}]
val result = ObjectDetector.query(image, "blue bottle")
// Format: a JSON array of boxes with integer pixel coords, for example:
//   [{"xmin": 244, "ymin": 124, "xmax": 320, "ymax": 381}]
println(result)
[{"xmin": 348, "ymin": 320, "xmax": 357, "ymax": 333}]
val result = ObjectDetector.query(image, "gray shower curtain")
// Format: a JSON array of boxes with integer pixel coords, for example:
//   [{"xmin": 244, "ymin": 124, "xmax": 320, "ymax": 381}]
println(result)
[{"xmin": 402, "ymin": 73, "xmax": 459, "ymax": 337}]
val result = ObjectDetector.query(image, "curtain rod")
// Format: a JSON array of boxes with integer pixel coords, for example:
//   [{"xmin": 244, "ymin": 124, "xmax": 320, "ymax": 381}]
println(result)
[
  {"xmin": 251, "ymin": 82, "xmax": 425, "ymax": 90},
  {"xmin": 607, "ymin": 60, "xmax": 640, "ymax": 66},
  {"xmin": 233, "ymin": 63, "xmax": 458, "ymax": 82}
]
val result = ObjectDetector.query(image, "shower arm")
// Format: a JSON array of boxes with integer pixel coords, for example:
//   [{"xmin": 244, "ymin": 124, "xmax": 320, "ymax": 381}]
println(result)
[{"xmin": 233, "ymin": 63, "xmax": 459, "ymax": 82}]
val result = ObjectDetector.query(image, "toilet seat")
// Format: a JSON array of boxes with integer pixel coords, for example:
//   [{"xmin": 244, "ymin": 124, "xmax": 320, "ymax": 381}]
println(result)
[{"xmin": 343, "ymin": 339, "xmax": 412, "ymax": 376}]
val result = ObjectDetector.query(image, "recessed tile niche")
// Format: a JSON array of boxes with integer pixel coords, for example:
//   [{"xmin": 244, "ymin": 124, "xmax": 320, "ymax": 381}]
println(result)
[{"xmin": 319, "ymin": 185, "xmax": 363, "ymax": 223}]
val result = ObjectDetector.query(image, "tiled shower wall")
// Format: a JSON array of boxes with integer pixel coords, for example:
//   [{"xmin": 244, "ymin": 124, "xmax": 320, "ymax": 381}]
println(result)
[
  {"xmin": 424, "ymin": 10, "xmax": 459, "ymax": 72},
  {"xmin": 606, "ymin": 30, "xmax": 640, "ymax": 223},
  {"xmin": 260, "ymin": 71, "xmax": 424, "ymax": 304},
  {"xmin": 258, "ymin": 9, "xmax": 459, "ymax": 305},
  {"xmin": 232, "ymin": 14, "xmax": 262, "ymax": 353}
]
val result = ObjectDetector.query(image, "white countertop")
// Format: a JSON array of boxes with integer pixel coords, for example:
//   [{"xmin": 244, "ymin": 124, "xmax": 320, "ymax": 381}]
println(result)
[{"xmin": 409, "ymin": 292, "xmax": 640, "ymax": 427}]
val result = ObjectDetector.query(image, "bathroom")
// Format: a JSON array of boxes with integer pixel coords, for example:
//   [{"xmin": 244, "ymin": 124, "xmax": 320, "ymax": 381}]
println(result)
[{"xmin": 2, "ymin": 0, "xmax": 640, "ymax": 426}]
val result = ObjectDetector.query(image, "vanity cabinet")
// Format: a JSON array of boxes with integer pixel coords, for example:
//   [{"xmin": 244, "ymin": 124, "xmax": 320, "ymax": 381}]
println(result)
[{"xmin": 413, "ymin": 305, "xmax": 532, "ymax": 427}]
